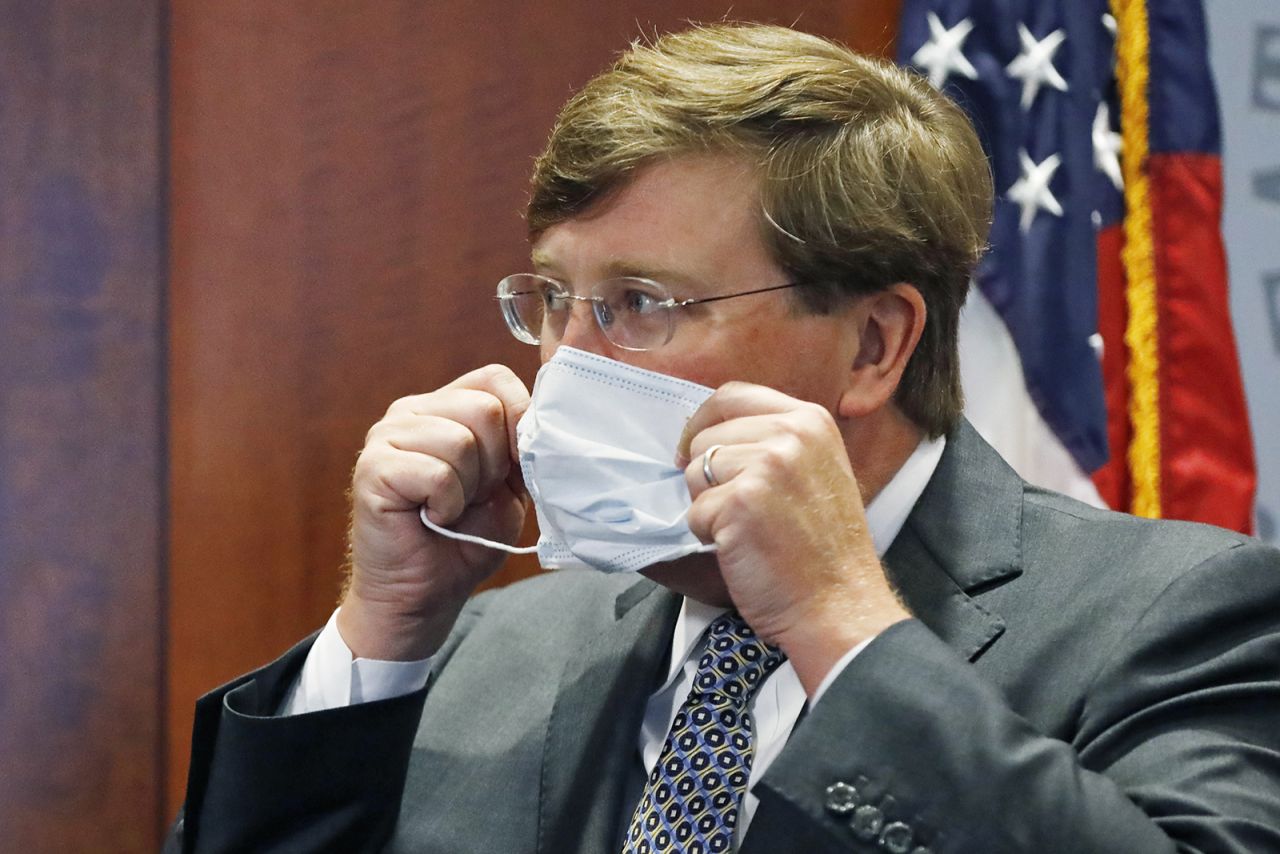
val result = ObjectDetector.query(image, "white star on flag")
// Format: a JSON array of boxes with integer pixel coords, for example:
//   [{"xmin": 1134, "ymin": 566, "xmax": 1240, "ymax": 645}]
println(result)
[
  {"xmin": 1092, "ymin": 102, "xmax": 1123, "ymax": 191},
  {"xmin": 1008, "ymin": 149, "xmax": 1064, "ymax": 233},
  {"xmin": 1006, "ymin": 23, "xmax": 1069, "ymax": 109},
  {"xmin": 911, "ymin": 12, "xmax": 979, "ymax": 89}
]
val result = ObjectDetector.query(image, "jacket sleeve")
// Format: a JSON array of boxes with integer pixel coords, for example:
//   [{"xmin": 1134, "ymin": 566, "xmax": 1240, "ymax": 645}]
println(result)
[
  {"xmin": 746, "ymin": 541, "xmax": 1280, "ymax": 854},
  {"xmin": 166, "ymin": 597, "xmax": 491, "ymax": 854}
]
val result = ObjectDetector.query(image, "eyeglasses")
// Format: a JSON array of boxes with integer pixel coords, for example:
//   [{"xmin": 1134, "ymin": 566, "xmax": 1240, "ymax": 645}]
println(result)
[{"xmin": 497, "ymin": 273, "xmax": 806, "ymax": 351}]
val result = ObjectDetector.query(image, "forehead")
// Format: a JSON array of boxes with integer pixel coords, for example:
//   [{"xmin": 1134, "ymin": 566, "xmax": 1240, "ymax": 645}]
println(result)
[{"xmin": 529, "ymin": 155, "xmax": 782, "ymax": 289}]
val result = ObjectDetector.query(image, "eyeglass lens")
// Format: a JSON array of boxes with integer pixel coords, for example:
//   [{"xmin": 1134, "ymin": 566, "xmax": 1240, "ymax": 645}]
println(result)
[{"xmin": 499, "ymin": 275, "xmax": 674, "ymax": 351}]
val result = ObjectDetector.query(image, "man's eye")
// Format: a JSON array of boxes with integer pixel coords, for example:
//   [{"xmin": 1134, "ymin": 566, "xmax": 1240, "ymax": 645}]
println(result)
[
  {"xmin": 597, "ymin": 301, "xmax": 615, "ymax": 327},
  {"xmin": 542, "ymin": 288, "xmax": 570, "ymax": 310},
  {"xmin": 621, "ymin": 289, "xmax": 662, "ymax": 314}
]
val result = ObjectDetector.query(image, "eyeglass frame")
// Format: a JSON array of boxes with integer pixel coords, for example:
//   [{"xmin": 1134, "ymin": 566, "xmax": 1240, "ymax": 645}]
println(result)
[{"xmin": 496, "ymin": 273, "xmax": 811, "ymax": 351}]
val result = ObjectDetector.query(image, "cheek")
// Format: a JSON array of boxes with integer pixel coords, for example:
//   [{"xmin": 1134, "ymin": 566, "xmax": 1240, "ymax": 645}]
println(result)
[
  {"xmin": 641, "ymin": 354, "xmax": 725, "ymax": 387},
  {"xmin": 658, "ymin": 345, "xmax": 785, "ymax": 394},
  {"xmin": 582, "ymin": 315, "xmax": 851, "ymax": 401},
  {"xmin": 661, "ymin": 317, "xmax": 783, "ymax": 387},
  {"xmin": 740, "ymin": 325, "xmax": 854, "ymax": 404}
]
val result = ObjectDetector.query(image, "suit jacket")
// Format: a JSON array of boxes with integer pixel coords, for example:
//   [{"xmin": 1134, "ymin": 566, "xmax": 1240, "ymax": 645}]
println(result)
[{"xmin": 169, "ymin": 422, "xmax": 1280, "ymax": 853}]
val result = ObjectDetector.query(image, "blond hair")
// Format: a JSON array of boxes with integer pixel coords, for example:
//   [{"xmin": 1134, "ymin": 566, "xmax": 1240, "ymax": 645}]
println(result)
[{"xmin": 528, "ymin": 23, "xmax": 992, "ymax": 436}]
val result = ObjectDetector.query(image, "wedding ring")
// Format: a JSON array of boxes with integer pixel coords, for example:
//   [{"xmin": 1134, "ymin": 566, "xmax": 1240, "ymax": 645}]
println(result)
[{"xmin": 702, "ymin": 444, "xmax": 725, "ymax": 487}]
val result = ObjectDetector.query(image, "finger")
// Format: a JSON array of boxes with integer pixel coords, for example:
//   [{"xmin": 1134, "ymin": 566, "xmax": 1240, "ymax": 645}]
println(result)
[
  {"xmin": 354, "ymin": 446, "xmax": 468, "ymax": 524},
  {"xmin": 386, "ymin": 365, "xmax": 531, "ymax": 464},
  {"xmin": 680, "ymin": 413, "xmax": 797, "ymax": 465},
  {"xmin": 683, "ymin": 406, "xmax": 847, "ymax": 500},
  {"xmin": 686, "ymin": 474, "xmax": 736, "ymax": 545},
  {"xmin": 442, "ymin": 364, "xmax": 531, "ymax": 464},
  {"xmin": 370, "ymin": 415, "xmax": 483, "ymax": 505},
  {"xmin": 683, "ymin": 441, "xmax": 749, "ymax": 501},
  {"xmin": 676, "ymin": 381, "xmax": 805, "ymax": 464},
  {"xmin": 380, "ymin": 391, "xmax": 513, "ymax": 490}
]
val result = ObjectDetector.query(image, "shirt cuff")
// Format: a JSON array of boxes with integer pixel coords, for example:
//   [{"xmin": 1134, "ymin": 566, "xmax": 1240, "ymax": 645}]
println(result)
[
  {"xmin": 809, "ymin": 634, "xmax": 878, "ymax": 706},
  {"xmin": 280, "ymin": 607, "xmax": 434, "ymax": 715}
]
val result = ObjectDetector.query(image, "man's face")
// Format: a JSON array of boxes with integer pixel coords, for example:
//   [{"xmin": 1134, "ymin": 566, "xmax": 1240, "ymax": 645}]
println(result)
[
  {"xmin": 529, "ymin": 155, "xmax": 863, "ymax": 412},
  {"xmin": 528, "ymin": 154, "xmax": 883, "ymax": 603}
]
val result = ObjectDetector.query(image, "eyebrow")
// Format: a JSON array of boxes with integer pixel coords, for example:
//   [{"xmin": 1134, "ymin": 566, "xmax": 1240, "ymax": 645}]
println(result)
[
  {"xmin": 530, "ymin": 248, "xmax": 557, "ymax": 271},
  {"xmin": 529, "ymin": 250, "xmax": 710, "ymax": 293}
]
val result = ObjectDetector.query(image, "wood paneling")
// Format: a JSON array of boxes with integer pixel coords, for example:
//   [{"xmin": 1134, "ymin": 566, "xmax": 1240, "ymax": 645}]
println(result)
[
  {"xmin": 0, "ymin": 1, "xmax": 165, "ymax": 850},
  {"xmin": 166, "ymin": 0, "xmax": 901, "ymax": 822}
]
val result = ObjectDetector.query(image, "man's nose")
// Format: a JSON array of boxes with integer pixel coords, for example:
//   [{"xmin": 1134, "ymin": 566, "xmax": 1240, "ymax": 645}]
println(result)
[{"xmin": 550, "ymin": 299, "xmax": 615, "ymax": 358}]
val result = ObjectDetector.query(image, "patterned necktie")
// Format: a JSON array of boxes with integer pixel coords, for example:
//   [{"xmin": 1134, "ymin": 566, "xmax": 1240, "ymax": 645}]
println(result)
[{"xmin": 622, "ymin": 611, "xmax": 787, "ymax": 854}]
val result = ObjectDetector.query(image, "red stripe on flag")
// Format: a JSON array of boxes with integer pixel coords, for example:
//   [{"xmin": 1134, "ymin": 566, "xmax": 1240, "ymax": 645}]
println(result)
[
  {"xmin": 1093, "ymin": 223, "xmax": 1131, "ymax": 512},
  {"xmin": 1149, "ymin": 152, "xmax": 1256, "ymax": 533}
]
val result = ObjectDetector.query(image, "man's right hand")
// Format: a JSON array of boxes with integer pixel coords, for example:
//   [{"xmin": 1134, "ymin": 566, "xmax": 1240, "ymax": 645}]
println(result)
[{"xmin": 338, "ymin": 364, "xmax": 531, "ymax": 661}]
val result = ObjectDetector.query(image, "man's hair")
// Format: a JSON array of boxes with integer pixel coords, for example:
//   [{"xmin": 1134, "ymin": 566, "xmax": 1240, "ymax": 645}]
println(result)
[{"xmin": 528, "ymin": 23, "xmax": 993, "ymax": 436}]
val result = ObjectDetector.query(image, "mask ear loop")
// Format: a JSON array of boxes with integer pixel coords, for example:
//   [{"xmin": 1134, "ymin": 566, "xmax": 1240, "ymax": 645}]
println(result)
[{"xmin": 419, "ymin": 505, "xmax": 540, "ymax": 554}]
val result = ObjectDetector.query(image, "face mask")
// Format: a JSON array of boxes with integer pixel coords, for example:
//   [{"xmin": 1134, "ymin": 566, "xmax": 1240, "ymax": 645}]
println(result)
[{"xmin": 420, "ymin": 346, "xmax": 716, "ymax": 573}]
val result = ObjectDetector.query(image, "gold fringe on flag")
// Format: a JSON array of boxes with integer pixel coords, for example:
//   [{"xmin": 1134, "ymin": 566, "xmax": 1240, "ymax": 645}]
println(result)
[{"xmin": 1111, "ymin": 0, "xmax": 1161, "ymax": 518}]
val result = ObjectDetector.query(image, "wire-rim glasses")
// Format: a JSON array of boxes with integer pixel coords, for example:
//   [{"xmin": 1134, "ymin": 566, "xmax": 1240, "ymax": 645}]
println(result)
[{"xmin": 497, "ymin": 273, "xmax": 806, "ymax": 351}]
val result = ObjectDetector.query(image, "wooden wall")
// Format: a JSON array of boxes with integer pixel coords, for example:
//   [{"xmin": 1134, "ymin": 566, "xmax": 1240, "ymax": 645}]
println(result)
[
  {"xmin": 0, "ymin": 1, "xmax": 166, "ymax": 849},
  {"xmin": 1, "ymin": 2, "xmax": 899, "ymax": 848}
]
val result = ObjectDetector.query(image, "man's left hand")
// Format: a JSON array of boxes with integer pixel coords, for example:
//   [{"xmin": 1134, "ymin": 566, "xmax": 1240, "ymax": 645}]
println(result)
[{"xmin": 678, "ymin": 381, "xmax": 911, "ymax": 695}]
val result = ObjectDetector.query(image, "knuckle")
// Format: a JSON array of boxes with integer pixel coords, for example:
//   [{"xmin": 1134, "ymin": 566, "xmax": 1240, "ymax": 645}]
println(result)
[
  {"xmin": 416, "ymin": 464, "xmax": 462, "ymax": 517},
  {"xmin": 352, "ymin": 445, "xmax": 386, "ymax": 481},
  {"xmin": 364, "ymin": 414, "xmax": 408, "ymax": 445},
  {"xmin": 473, "ymin": 392, "xmax": 505, "ymax": 430},
  {"xmin": 800, "ymin": 401, "xmax": 836, "ymax": 431},
  {"xmin": 782, "ymin": 404, "xmax": 835, "ymax": 445},
  {"xmin": 442, "ymin": 425, "xmax": 479, "ymax": 470},
  {"xmin": 686, "ymin": 505, "xmax": 711, "ymax": 540},
  {"xmin": 385, "ymin": 393, "xmax": 422, "ymax": 418},
  {"xmin": 477, "ymin": 363, "xmax": 515, "ymax": 387},
  {"xmin": 424, "ymin": 457, "xmax": 458, "ymax": 493},
  {"xmin": 362, "ymin": 416, "xmax": 410, "ymax": 451},
  {"xmin": 731, "ymin": 474, "xmax": 769, "ymax": 507},
  {"xmin": 780, "ymin": 432, "xmax": 807, "ymax": 462},
  {"xmin": 684, "ymin": 465, "xmax": 706, "ymax": 494},
  {"xmin": 760, "ymin": 440, "xmax": 798, "ymax": 474}
]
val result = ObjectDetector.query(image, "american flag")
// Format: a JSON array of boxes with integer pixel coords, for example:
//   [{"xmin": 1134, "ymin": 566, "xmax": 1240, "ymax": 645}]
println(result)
[{"xmin": 897, "ymin": 0, "xmax": 1257, "ymax": 532}]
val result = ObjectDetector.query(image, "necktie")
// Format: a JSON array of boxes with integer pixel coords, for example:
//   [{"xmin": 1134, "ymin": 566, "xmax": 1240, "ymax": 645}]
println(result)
[{"xmin": 622, "ymin": 612, "xmax": 787, "ymax": 854}]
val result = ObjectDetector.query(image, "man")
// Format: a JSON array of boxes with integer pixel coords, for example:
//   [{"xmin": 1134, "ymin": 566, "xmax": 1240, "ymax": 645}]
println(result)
[{"xmin": 170, "ymin": 23, "xmax": 1280, "ymax": 853}]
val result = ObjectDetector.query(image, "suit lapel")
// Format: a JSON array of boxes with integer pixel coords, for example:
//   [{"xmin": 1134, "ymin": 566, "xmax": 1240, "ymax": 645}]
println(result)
[
  {"xmin": 537, "ymin": 578, "xmax": 682, "ymax": 854},
  {"xmin": 535, "ymin": 423, "xmax": 1023, "ymax": 852},
  {"xmin": 882, "ymin": 420, "xmax": 1024, "ymax": 662}
]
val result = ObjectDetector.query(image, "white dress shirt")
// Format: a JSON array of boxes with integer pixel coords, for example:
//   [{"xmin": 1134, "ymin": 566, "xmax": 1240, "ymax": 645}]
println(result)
[{"xmin": 281, "ymin": 435, "xmax": 946, "ymax": 845}]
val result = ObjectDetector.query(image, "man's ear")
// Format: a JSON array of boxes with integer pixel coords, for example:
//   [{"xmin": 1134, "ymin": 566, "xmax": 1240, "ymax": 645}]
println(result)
[{"xmin": 837, "ymin": 283, "xmax": 926, "ymax": 419}]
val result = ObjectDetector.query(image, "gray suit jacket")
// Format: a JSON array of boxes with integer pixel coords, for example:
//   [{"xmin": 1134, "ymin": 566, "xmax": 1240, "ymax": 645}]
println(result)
[{"xmin": 172, "ymin": 422, "xmax": 1280, "ymax": 853}]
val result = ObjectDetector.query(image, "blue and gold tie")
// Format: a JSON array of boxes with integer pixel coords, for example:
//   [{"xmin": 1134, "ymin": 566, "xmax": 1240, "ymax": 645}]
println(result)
[{"xmin": 622, "ymin": 612, "xmax": 787, "ymax": 854}]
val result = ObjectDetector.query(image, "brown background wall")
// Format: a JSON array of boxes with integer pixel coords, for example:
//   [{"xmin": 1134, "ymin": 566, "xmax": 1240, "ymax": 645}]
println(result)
[
  {"xmin": 0, "ymin": 1, "xmax": 166, "ymax": 849},
  {"xmin": 1, "ymin": 2, "xmax": 899, "ymax": 849}
]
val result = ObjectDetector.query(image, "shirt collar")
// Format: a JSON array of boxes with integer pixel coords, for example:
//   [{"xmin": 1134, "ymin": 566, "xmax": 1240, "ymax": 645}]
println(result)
[{"xmin": 662, "ymin": 434, "xmax": 947, "ymax": 686}]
